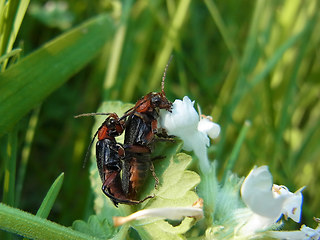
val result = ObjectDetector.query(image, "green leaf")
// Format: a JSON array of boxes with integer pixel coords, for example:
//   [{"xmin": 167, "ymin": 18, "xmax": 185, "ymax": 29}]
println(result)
[
  {"xmin": 128, "ymin": 153, "xmax": 199, "ymax": 240},
  {"xmin": 0, "ymin": 14, "xmax": 114, "ymax": 137},
  {"xmin": 36, "ymin": 172, "xmax": 64, "ymax": 219},
  {"xmin": 150, "ymin": 154, "xmax": 199, "ymax": 201},
  {"xmin": 72, "ymin": 215, "xmax": 115, "ymax": 239},
  {"xmin": 134, "ymin": 218, "xmax": 195, "ymax": 240}
]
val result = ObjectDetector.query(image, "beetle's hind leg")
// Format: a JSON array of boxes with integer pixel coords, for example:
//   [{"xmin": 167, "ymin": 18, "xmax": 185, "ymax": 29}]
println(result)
[{"xmin": 150, "ymin": 162, "xmax": 159, "ymax": 189}]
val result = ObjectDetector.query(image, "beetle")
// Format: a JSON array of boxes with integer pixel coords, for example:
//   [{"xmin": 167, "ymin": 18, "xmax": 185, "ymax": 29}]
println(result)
[
  {"xmin": 76, "ymin": 56, "xmax": 174, "ymax": 205},
  {"xmin": 120, "ymin": 59, "xmax": 173, "ymax": 199},
  {"xmin": 75, "ymin": 112, "xmax": 152, "ymax": 207}
]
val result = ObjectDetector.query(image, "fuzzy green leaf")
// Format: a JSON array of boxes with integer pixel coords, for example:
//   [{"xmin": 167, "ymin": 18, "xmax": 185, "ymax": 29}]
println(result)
[
  {"xmin": 72, "ymin": 215, "xmax": 114, "ymax": 239},
  {"xmin": 0, "ymin": 14, "xmax": 114, "ymax": 137},
  {"xmin": 131, "ymin": 153, "xmax": 200, "ymax": 240}
]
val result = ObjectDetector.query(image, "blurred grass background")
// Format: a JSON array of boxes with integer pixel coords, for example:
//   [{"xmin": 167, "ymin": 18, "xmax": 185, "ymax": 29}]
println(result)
[{"xmin": 1, "ymin": 0, "xmax": 319, "ymax": 233}]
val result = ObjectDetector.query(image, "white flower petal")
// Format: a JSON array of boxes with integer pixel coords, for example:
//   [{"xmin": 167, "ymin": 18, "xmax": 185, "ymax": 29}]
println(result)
[
  {"xmin": 198, "ymin": 117, "xmax": 220, "ymax": 140},
  {"xmin": 113, "ymin": 199, "xmax": 204, "ymax": 226},
  {"xmin": 159, "ymin": 96, "xmax": 220, "ymax": 173},
  {"xmin": 241, "ymin": 165, "xmax": 305, "ymax": 237},
  {"xmin": 282, "ymin": 189, "xmax": 304, "ymax": 223},
  {"xmin": 159, "ymin": 96, "xmax": 199, "ymax": 137},
  {"xmin": 301, "ymin": 224, "xmax": 320, "ymax": 239},
  {"xmin": 272, "ymin": 185, "xmax": 304, "ymax": 223},
  {"xmin": 241, "ymin": 166, "xmax": 287, "ymax": 220},
  {"xmin": 236, "ymin": 211, "xmax": 276, "ymax": 237}
]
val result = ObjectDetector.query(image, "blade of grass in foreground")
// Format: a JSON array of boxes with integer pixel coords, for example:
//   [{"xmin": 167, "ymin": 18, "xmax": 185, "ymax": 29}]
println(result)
[
  {"xmin": 36, "ymin": 173, "xmax": 64, "ymax": 219},
  {"xmin": 0, "ymin": 14, "xmax": 114, "ymax": 137},
  {"xmin": 21, "ymin": 173, "xmax": 64, "ymax": 240}
]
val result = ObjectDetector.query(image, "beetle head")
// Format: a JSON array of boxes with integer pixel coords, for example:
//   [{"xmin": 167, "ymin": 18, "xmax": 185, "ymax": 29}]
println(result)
[
  {"xmin": 149, "ymin": 92, "xmax": 172, "ymax": 111},
  {"xmin": 101, "ymin": 113, "xmax": 125, "ymax": 138}
]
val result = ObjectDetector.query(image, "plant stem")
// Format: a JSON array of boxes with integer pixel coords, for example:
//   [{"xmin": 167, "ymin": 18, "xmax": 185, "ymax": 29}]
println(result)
[{"xmin": 0, "ymin": 203, "xmax": 100, "ymax": 240}]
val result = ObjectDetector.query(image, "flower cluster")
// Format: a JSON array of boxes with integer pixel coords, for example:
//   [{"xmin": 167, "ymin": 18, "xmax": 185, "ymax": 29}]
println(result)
[{"xmin": 159, "ymin": 96, "xmax": 220, "ymax": 173}]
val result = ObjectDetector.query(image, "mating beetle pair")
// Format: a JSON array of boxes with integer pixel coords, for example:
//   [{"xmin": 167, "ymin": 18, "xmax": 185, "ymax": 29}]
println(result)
[{"xmin": 76, "ymin": 62, "xmax": 173, "ymax": 207}]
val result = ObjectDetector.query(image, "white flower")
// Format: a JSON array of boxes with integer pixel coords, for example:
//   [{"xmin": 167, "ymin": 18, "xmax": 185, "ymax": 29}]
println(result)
[
  {"xmin": 113, "ymin": 199, "xmax": 203, "ymax": 226},
  {"xmin": 198, "ymin": 115, "xmax": 220, "ymax": 139},
  {"xmin": 238, "ymin": 166, "xmax": 304, "ymax": 236},
  {"xmin": 159, "ymin": 96, "xmax": 220, "ymax": 173},
  {"xmin": 272, "ymin": 184, "xmax": 304, "ymax": 223}
]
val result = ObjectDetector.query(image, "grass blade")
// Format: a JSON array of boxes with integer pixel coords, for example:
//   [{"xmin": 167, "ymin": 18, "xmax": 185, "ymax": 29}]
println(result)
[
  {"xmin": 36, "ymin": 173, "xmax": 64, "ymax": 219},
  {"xmin": 2, "ymin": 130, "xmax": 18, "ymax": 206},
  {"xmin": 16, "ymin": 106, "xmax": 40, "ymax": 207},
  {"xmin": 222, "ymin": 120, "xmax": 251, "ymax": 184},
  {"xmin": 204, "ymin": 0, "xmax": 239, "ymax": 62},
  {"xmin": 0, "ymin": 14, "xmax": 114, "ymax": 137},
  {"xmin": 147, "ymin": 0, "xmax": 191, "ymax": 92},
  {"xmin": 103, "ymin": 0, "xmax": 133, "ymax": 99},
  {"xmin": 1, "ymin": 0, "xmax": 30, "ymax": 70}
]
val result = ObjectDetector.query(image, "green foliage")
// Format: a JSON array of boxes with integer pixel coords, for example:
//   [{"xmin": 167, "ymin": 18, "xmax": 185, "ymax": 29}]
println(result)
[
  {"xmin": 72, "ymin": 215, "xmax": 115, "ymax": 239},
  {"xmin": 0, "ymin": 13, "xmax": 114, "ymax": 137}
]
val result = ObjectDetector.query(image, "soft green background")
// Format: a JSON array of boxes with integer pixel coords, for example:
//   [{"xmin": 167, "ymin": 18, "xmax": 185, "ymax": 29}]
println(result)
[{"xmin": 0, "ymin": 0, "xmax": 319, "ymax": 238}]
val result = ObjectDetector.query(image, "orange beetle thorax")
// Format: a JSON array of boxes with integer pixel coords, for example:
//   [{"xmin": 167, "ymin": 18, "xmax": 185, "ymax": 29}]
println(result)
[
  {"xmin": 135, "ymin": 95, "xmax": 152, "ymax": 113},
  {"xmin": 98, "ymin": 126, "xmax": 113, "ymax": 141}
]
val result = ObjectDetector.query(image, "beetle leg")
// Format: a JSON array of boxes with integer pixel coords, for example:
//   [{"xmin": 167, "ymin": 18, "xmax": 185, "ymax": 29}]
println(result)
[
  {"xmin": 102, "ymin": 172, "xmax": 154, "ymax": 207},
  {"xmin": 150, "ymin": 162, "xmax": 159, "ymax": 189},
  {"xmin": 116, "ymin": 143, "xmax": 125, "ymax": 157},
  {"xmin": 145, "ymin": 130, "xmax": 155, "ymax": 144},
  {"xmin": 102, "ymin": 185, "xmax": 153, "ymax": 206},
  {"xmin": 151, "ymin": 119, "xmax": 158, "ymax": 134}
]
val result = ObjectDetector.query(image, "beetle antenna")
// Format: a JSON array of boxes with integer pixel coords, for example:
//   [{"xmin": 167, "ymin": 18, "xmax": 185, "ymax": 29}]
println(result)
[
  {"xmin": 161, "ymin": 55, "xmax": 173, "ymax": 96},
  {"xmin": 74, "ymin": 113, "xmax": 112, "ymax": 118},
  {"xmin": 82, "ymin": 129, "xmax": 99, "ymax": 168}
]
